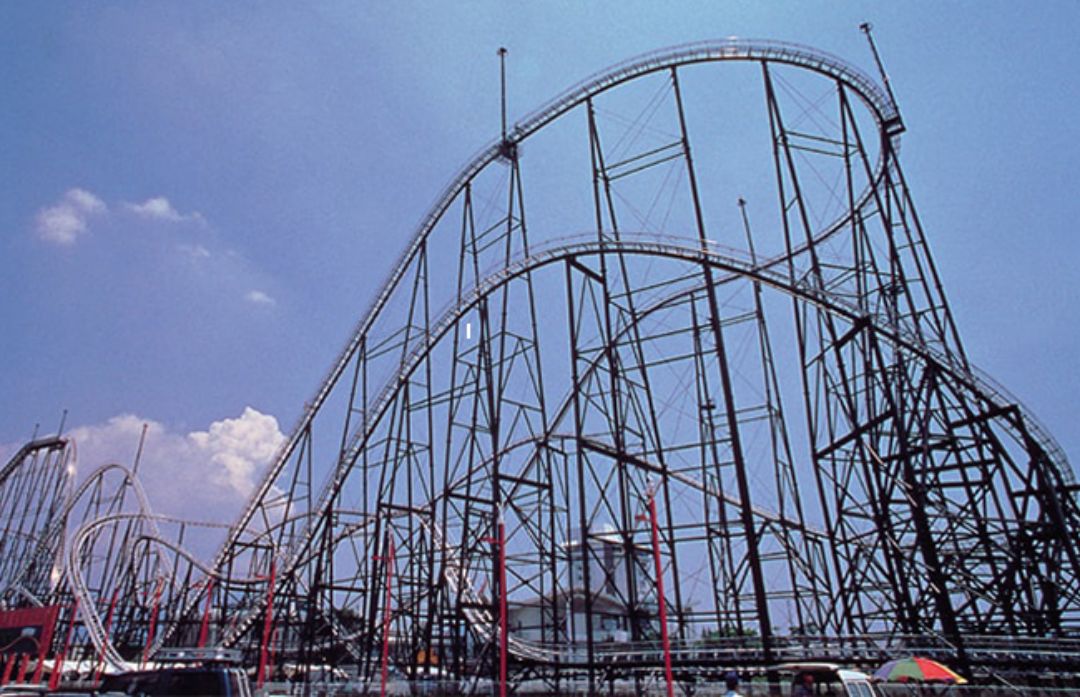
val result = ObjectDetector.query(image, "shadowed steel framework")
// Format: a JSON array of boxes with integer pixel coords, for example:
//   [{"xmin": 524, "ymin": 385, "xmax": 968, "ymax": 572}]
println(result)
[{"xmin": 5, "ymin": 37, "xmax": 1080, "ymax": 691}]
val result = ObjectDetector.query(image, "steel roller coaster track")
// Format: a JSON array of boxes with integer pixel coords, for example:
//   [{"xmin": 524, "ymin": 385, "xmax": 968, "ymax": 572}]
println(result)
[{"xmin": 4, "ymin": 35, "xmax": 1079, "ymax": 691}]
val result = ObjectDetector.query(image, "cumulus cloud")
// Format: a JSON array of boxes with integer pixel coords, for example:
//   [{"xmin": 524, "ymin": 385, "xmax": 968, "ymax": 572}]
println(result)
[
  {"xmin": 124, "ymin": 196, "xmax": 204, "ymax": 224},
  {"xmin": 34, "ymin": 188, "xmax": 108, "ymax": 245},
  {"xmin": 187, "ymin": 408, "xmax": 284, "ymax": 499},
  {"xmin": 66, "ymin": 408, "xmax": 285, "ymax": 523},
  {"xmin": 34, "ymin": 190, "xmax": 206, "ymax": 245},
  {"xmin": 245, "ymin": 289, "xmax": 276, "ymax": 306}
]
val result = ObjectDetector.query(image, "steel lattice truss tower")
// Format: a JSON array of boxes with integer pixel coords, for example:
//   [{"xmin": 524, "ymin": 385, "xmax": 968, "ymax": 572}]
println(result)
[{"xmin": 47, "ymin": 38, "xmax": 1080, "ymax": 687}]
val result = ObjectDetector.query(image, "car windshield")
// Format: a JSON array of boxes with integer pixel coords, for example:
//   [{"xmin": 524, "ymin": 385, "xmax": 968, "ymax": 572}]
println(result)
[{"xmin": 100, "ymin": 669, "xmax": 223, "ymax": 696}]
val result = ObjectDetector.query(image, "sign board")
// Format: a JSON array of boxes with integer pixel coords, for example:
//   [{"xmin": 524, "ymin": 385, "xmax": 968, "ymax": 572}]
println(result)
[{"xmin": 0, "ymin": 606, "xmax": 61, "ymax": 658}]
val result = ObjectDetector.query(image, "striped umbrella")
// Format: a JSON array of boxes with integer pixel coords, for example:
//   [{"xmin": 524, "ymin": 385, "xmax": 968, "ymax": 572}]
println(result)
[{"xmin": 873, "ymin": 657, "xmax": 968, "ymax": 684}]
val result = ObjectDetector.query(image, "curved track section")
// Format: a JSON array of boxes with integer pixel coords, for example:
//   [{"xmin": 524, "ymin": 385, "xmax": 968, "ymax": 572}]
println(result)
[
  {"xmin": 0, "ymin": 437, "xmax": 73, "ymax": 607},
  {"xmin": 198, "ymin": 238, "xmax": 1077, "ymax": 680}
]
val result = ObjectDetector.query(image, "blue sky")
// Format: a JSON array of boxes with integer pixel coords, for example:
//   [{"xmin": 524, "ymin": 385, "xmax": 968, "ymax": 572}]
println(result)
[{"xmin": 2, "ymin": 1, "xmax": 1079, "ymax": 521}]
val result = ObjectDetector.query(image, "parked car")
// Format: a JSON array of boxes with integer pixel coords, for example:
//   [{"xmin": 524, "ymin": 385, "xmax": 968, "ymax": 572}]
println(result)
[
  {"xmin": 97, "ymin": 666, "xmax": 252, "ymax": 697},
  {"xmin": 773, "ymin": 662, "xmax": 881, "ymax": 697},
  {"xmin": 96, "ymin": 648, "xmax": 252, "ymax": 697}
]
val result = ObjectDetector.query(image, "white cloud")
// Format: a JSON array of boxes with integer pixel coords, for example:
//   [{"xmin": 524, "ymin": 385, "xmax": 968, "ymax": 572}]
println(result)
[
  {"xmin": 245, "ymin": 289, "xmax": 276, "ymax": 306},
  {"xmin": 66, "ymin": 408, "xmax": 285, "ymax": 523},
  {"xmin": 34, "ymin": 188, "xmax": 108, "ymax": 245},
  {"xmin": 178, "ymin": 243, "xmax": 212, "ymax": 260},
  {"xmin": 34, "ymin": 190, "xmax": 206, "ymax": 245},
  {"xmin": 125, "ymin": 196, "xmax": 204, "ymax": 224},
  {"xmin": 66, "ymin": 188, "xmax": 107, "ymax": 214},
  {"xmin": 187, "ymin": 407, "xmax": 285, "ymax": 499}
]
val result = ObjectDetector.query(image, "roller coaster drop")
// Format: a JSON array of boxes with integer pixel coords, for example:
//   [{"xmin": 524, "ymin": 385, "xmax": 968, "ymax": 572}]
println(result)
[{"xmin": 4, "ymin": 34, "xmax": 1080, "ymax": 691}]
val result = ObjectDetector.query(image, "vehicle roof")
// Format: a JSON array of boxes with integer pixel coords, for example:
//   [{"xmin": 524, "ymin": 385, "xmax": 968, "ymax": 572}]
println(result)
[
  {"xmin": 774, "ymin": 662, "xmax": 842, "ymax": 676},
  {"xmin": 0, "ymin": 685, "xmax": 49, "ymax": 695},
  {"xmin": 100, "ymin": 665, "xmax": 240, "ymax": 682},
  {"xmin": 771, "ymin": 663, "xmax": 873, "ymax": 683}
]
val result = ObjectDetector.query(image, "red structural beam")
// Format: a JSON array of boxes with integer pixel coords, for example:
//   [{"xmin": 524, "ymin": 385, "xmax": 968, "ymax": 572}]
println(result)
[{"xmin": 256, "ymin": 559, "xmax": 277, "ymax": 688}]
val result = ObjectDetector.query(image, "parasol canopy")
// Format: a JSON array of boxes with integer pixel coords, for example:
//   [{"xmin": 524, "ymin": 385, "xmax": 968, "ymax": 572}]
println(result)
[{"xmin": 873, "ymin": 657, "xmax": 967, "ymax": 684}]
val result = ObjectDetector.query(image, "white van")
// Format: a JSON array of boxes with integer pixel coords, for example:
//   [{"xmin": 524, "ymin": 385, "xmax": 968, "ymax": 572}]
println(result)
[{"xmin": 773, "ymin": 662, "xmax": 881, "ymax": 697}]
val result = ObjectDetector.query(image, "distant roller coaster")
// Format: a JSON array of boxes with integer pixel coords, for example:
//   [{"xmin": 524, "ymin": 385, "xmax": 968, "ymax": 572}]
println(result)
[{"xmin": 3, "ymin": 34, "xmax": 1079, "ymax": 693}]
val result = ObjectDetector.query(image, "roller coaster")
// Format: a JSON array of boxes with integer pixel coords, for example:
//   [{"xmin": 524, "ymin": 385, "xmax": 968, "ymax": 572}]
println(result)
[{"xmin": 3, "ymin": 33, "xmax": 1079, "ymax": 693}]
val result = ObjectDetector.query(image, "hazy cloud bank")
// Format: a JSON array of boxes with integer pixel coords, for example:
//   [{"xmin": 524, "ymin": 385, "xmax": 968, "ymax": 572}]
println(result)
[{"xmin": 65, "ymin": 407, "xmax": 285, "ymax": 523}]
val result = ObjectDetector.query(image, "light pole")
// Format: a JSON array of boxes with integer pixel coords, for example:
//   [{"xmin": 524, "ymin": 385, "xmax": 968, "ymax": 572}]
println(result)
[
  {"xmin": 638, "ymin": 484, "xmax": 674, "ymax": 697},
  {"xmin": 483, "ymin": 505, "xmax": 509, "ymax": 697},
  {"xmin": 196, "ymin": 577, "xmax": 215, "ymax": 649},
  {"xmin": 375, "ymin": 534, "xmax": 396, "ymax": 697},
  {"xmin": 256, "ymin": 559, "xmax": 277, "ymax": 688}
]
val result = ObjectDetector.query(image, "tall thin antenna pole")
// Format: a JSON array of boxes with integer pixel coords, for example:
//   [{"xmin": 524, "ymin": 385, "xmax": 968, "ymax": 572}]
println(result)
[
  {"xmin": 859, "ymin": 22, "xmax": 899, "ymax": 108},
  {"xmin": 737, "ymin": 197, "xmax": 758, "ymax": 264},
  {"xmin": 131, "ymin": 422, "xmax": 149, "ymax": 480},
  {"xmin": 498, "ymin": 47, "xmax": 509, "ymax": 142}
]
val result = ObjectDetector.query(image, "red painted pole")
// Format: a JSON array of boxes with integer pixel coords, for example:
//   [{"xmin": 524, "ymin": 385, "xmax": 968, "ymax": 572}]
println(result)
[
  {"xmin": 268, "ymin": 627, "xmax": 279, "ymax": 684},
  {"xmin": 142, "ymin": 579, "xmax": 165, "ymax": 669},
  {"xmin": 256, "ymin": 559, "xmax": 277, "ymax": 689},
  {"xmin": 32, "ymin": 652, "xmax": 45, "ymax": 686},
  {"xmin": 380, "ymin": 536, "xmax": 395, "ymax": 697},
  {"xmin": 32, "ymin": 651, "xmax": 44, "ymax": 685},
  {"xmin": 94, "ymin": 589, "xmax": 120, "ymax": 684},
  {"xmin": 16, "ymin": 653, "xmax": 29, "ymax": 683},
  {"xmin": 497, "ymin": 507, "xmax": 508, "ymax": 697},
  {"xmin": 1, "ymin": 653, "xmax": 15, "ymax": 685},
  {"xmin": 197, "ymin": 577, "xmax": 215, "ymax": 649},
  {"xmin": 47, "ymin": 599, "xmax": 79, "ymax": 688},
  {"xmin": 647, "ymin": 489, "xmax": 675, "ymax": 697}
]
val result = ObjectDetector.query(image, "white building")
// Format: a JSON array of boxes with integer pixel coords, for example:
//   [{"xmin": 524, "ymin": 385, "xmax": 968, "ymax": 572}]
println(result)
[
  {"xmin": 506, "ymin": 525, "xmax": 658, "ymax": 645},
  {"xmin": 507, "ymin": 589, "xmax": 633, "ymax": 644},
  {"xmin": 566, "ymin": 524, "xmax": 653, "ymax": 602}
]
